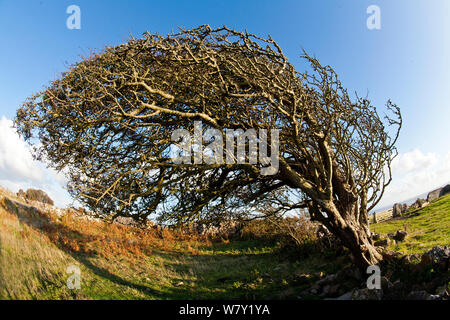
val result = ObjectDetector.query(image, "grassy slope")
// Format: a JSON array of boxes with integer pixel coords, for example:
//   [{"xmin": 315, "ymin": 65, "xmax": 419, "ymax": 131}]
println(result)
[
  {"xmin": 371, "ymin": 193, "xmax": 450, "ymax": 254},
  {"xmin": 1, "ymin": 189, "xmax": 448, "ymax": 300},
  {"xmin": 0, "ymin": 191, "xmax": 342, "ymax": 300}
]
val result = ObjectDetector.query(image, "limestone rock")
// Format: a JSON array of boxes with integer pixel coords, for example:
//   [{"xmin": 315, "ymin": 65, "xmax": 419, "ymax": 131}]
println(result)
[
  {"xmin": 18, "ymin": 189, "xmax": 54, "ymax": 206},
  {"xmin": 392, "ymin": 203, "xmax": 402, "ymax": 217},
  {"xmin": 427, "ymin": 184, "xmax": 450, "ymax": 202},
  {"xmin": 410, "ymin": 198, "xmax": 426, "ymax": 209}
]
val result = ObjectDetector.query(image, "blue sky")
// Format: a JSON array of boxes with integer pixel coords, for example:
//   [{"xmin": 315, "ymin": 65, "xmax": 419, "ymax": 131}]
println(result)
[{"xmin": 0, "ymin": 0, "xmax": 449, "ymax": 209}]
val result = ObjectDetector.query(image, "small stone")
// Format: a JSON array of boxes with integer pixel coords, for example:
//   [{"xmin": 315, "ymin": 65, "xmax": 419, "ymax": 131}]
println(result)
[
  {"xmin": 382, "ymin": 250, "xmax": 403, "ymax": 261},
  {"xmin": 393, "ymin": 230, "xmax": 408, "ymax": 242},
  {"xmin": 407, "ymin": 290, "xmax": 439, "ymax": 300},
  {"xmin": 374, "ymin": 239, "xmax": 391, "ymax": 247}
]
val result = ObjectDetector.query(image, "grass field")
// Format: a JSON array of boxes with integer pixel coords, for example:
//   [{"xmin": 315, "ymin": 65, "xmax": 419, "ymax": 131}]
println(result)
[
  {"xmin": 0, "ymin": 191, "xmax": 344, "ymax": 300},
  {"xmin": 371, "ymin": 193, "xmax": 450, "ymax": 254},
  {"xmin": 0, "ymin": 188, "xmax": 448, "ymax": 300}
]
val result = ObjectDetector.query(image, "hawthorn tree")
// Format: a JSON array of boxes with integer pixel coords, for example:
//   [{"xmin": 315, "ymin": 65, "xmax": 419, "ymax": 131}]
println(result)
[{"xmin": 15, "ymin": 25, "xmax": 401, "ymax": 269}]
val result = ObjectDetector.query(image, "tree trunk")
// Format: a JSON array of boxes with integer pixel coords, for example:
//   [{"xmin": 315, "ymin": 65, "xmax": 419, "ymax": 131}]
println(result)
[
  {"xmin": 319, "ymin": 203, "xmax": 383, "ymax": 271},
  {"xmin": 335, "ymin": 222, "xmax": 383, "ymax": 271}
]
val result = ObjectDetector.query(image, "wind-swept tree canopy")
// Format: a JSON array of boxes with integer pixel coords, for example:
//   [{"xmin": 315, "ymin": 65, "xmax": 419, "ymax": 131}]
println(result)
[{"xmin": 15, "ymin": 25, "xmax": 401, "ymax": 268}]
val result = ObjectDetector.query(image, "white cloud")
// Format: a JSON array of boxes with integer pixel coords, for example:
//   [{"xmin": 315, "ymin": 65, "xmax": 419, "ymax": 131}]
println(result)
[
  {"xmin": 391, "ymin": 149, "xmax": 438, "ymax": 174},
  {"xmin": 0, "ymin": 117, "xmax": 44, "ymax": 183},
  {"xmin": 0, "ymin": 116, "xmax": 72, "ymax": 207},
  {"xmin": 375, "ymin": 148, "xmax": 450, "ymax": 210}
]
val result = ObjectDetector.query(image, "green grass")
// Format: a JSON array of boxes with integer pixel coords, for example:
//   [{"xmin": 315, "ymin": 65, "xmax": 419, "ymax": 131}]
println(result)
[
  {"xmin": 0, "ymin": 195, "xmax": 345, "ymax": 300},
  {"xmin": 1, "ymin": 190, "xmax": 448, "ymax": 300},
  {"xmin": 371, "ymin": 193, "xmax": 450, "ymax": 254}
]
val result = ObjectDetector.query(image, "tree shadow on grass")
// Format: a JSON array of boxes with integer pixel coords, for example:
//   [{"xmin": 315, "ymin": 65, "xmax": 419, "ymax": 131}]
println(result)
[
  {"xmin": 1, "ymin": 197, "xmax": 318, "ymax": 300},
  {"xmin": 149, "ymin": 243, "xmax": 321, "ymax": 300},
  {"xmin": 1, "ymin": 197, "xmax": 161, "ymax": 298}
]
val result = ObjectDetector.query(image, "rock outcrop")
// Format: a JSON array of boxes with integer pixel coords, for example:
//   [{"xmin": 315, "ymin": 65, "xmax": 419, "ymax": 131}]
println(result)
[
  {"xmin": 17, "ymin": 188, "xmax": 54, "ymax": 206},
  {"xmin": 392, "ymin": 203, "xmax": 408, "ymax": 217},
  {"xmin": 392, "ymin": 198, "xmax": 427, "ymax": 217},
  {"xmin": 427, "ymin": 184, "xmax": 450, "ymax": 202},
  {"xmin": 410, "ymin": 198, "xmax": 426, "ymax": 209}
]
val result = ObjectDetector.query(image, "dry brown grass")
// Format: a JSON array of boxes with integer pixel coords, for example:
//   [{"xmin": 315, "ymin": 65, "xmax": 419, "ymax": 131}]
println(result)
[
  {"xmin": 0, "ymin": 205, "xmax": 77, "ymax": 299},
  {"xmin": 0, "ymin": 194, "xmax": 210, "ymax": 262},
  {"xmin": 0, "ymin": 186, "xmax": 344, "ymax": 300},
  {"xmin": 0, "ymin": 188, "xmax": 219, "ymax": 299}
]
